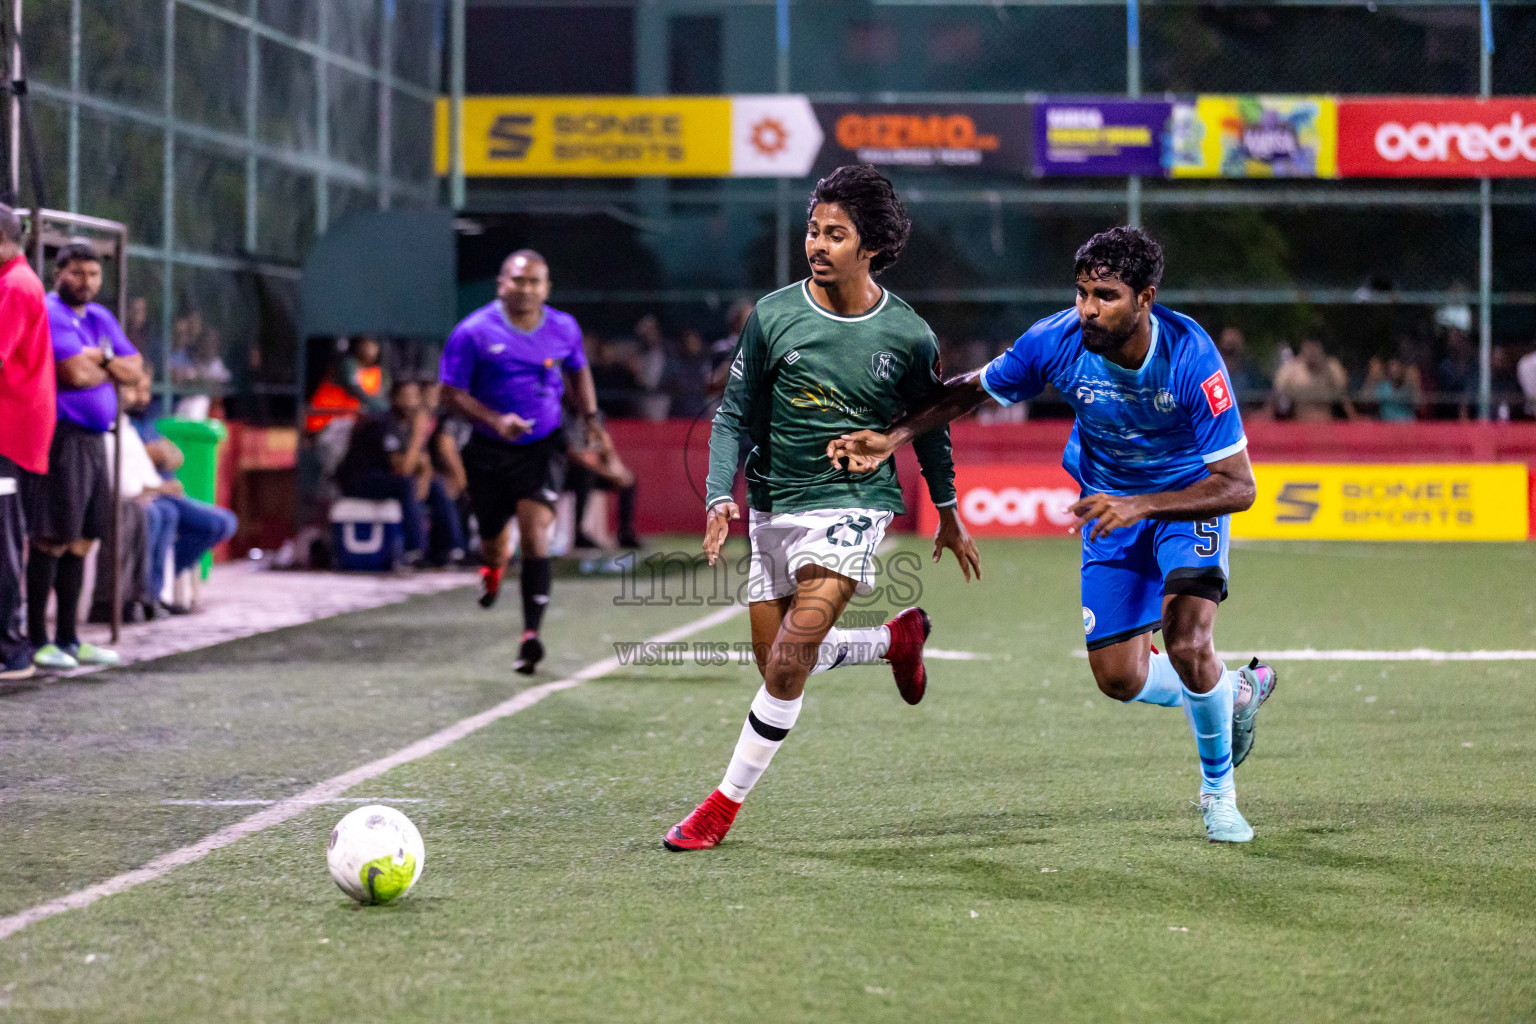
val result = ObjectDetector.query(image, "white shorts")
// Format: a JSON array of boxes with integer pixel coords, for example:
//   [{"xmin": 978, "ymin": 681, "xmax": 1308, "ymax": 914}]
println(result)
[{"xmin": 746, "ymin": 507, "xmax": 894, "ymax": 601}]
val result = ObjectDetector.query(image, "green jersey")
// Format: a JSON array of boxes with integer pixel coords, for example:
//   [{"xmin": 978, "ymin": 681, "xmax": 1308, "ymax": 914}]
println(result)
[{"xmin": 706, "ymin": 279, "xmax": 957, "ymax": 515}]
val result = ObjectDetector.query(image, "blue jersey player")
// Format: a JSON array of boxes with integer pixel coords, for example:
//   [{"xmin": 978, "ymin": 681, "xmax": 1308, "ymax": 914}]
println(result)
[{"xmin": 828, "ymin": 227, "xmax": 1278, "ymax": 843}]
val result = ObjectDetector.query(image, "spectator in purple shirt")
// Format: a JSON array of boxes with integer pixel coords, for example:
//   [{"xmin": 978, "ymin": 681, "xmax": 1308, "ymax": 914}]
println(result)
[
  {"xmin": 439, "ymin": 249, "xmax": 605, "ymax": 676},
  {"xmin": 23, "ymin": 242, "xmax": 143, "ymax": 671}
]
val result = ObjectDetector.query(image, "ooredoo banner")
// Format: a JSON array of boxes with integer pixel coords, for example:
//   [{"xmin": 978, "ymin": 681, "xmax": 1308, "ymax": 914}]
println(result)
[
  {"xmin": 916, "ymin": 465, "xmax": 1080, "ymax": 538},
  {"xmin": 811, "ymin": 103, "xmax": 1031, "ymax": 173},
  {"xmin": 1337, "ymin": 99, "xmax": 1536, "ymax": 177}
]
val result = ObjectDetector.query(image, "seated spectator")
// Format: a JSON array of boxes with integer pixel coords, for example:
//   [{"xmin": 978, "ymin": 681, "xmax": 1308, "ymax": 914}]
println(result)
[
  {"xmin": 1218, "ymin": 327, "xmax": 1269, "ymax": 406},
  {"xmin": 306, "ymin": 336, "xmax": 391, "ymax": 433},
  {"xmin": 124, "ymin": 374, "xmax": 238, "ymax": 613},
  {"xmin": 661, "ymin": 328, "xmax": 713, "ymax": 420},
  {"xmin": 1434, "ymin": 329, "xmax": 1476, "ymax": 420},
  {"xmin": 1360, "ymin": 354, "xmax": 1421, "ymax": 423},
  {"xmin": 95, "ymin": 382, "xmax": 172, "ymax": 623},
  {"xmin": 1273, "ymin": 339, "xmax": 1356, "ymax": 422},
  {"xmin": 1518, "ymin": 343, "xmax": 1536, "ymax": 418},
  {"xmin": 565, "ymin": 411, "xmax": 641, "ymax": 551},
  {"xmin": 336, "ymin": 379, "xmax": 463, "ymax": 567}
]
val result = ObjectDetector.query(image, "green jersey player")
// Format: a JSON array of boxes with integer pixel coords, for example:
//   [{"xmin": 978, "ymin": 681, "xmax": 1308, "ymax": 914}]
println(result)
[{"xmin": 665, "ymin": 165, "xmax": 981, "ymax": 852}]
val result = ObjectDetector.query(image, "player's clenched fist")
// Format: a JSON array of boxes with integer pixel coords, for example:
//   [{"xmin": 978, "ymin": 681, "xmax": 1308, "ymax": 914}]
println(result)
[
  {"xmin": 1071, "ymin": 493, "xmax": 1151, "ymax": 541},
  {"xmin": 826, "ymin": 430, "xmax": 894, "ymax": 473},
  {"xmin": 702, "ymin": 500, "xmax": 740, "ymax": 565}
]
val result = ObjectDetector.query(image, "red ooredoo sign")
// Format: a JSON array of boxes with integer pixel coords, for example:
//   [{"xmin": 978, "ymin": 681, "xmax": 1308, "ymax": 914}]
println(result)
[
  {"xmin": 916, "ymin": 464, "xmax": 1082, "ymax": 538},
  {"xmin": 1338, "ymin": 99, "xmax": 1536, "ymax": 177}
]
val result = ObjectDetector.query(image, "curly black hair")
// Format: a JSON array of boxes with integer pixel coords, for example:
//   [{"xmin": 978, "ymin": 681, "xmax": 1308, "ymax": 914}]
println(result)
[
  {"xmin": 1073, "ymin": 226, "xmax": 1165, "ymax": 294},
  {"xmin": 806, "ymin": 164, "xmax": 912, "ymax": 276}
]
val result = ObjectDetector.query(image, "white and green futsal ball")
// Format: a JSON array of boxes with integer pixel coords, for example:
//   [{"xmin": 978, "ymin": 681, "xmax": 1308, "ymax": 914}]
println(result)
[{"xmin": 327, "ymin": 805, "xmax": 424, "ymax": 905}]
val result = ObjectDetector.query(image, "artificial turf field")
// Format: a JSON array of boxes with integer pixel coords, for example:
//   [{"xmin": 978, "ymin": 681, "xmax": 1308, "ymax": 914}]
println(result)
[{"xmin": 2, "ymin": 538, "xmax": 1534, "ymax": 1022}]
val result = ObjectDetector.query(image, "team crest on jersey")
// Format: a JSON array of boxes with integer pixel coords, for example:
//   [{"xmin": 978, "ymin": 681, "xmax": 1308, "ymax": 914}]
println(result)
[
  {"xmin": 1201, "ymin": 371, "xmax": 1234, "ymax": 415},
  {"xmin": 1154, "ymin": 389, "xmax": 1177, "ymax": 413},
  {"xmin": 870, "ymin": 351, "xmax": 895, "ymax": 381},
  {"xmin": 785, "ymin": 350, "xmax": 801, "ymax": 364}
]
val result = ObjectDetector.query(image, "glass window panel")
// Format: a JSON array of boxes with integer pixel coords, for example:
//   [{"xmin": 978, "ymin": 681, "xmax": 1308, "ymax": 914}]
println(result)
[
  {"xmin": 391, "ymin": 91, "xmax": 433, "ymax": 187},
  {"xmin": 326, "ymin": 0, "xmax": 381, "ymax": 65},
  {"xmin": 170, "ymin": 266, "xmax": 256, "ymax": 396},
  {"xmin": 326, "ymin": 66, "xmax": 379, "ymax": 172},
  {"xmin": 257, "ymin": 39, "xmax": 318, "ymax": 152},
  {"xmin": 256, "ymin": 162, "xmax": 317, "ymax": 263},
  {"xmin": 23, "ymin": 0, "xmax": 72, "ymax": 88},
  {"xmin": 1144, "ymin": 7, "xmax": 1479, "ymax": 94},
  {"xmin": 392, "ymin": 0, "xmax": 440, "ymax": 90},
  {"xmin": 81, "ymin": 0, "xmax": 164, "ymax": 111},
  {"xmin": 1492, "ymin": 9, "xmax": 1536, "ymax": 94},
  {"xmin": 175, "ymin": 7, "xmax": 249, "ymax": 134},
  {"xmin": 77, "ymin": 110, "xmax": 164, "ymax": 247},
  {"xmin": 21, "ymin": 97, "xmax": 69, "ymax": 213},
  {"xmin": 259, "ymin": 0, "xmax": 319, "ymax": 41},
  {"xmin": 174, "ymin": 141, "xmax": 247, "ymax": 256}
]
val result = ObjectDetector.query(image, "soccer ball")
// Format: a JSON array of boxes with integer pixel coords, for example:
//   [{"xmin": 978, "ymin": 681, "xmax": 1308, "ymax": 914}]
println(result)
[{"xmin": 327, "ymin": 805, "xmax": 425, "ymax": 904}]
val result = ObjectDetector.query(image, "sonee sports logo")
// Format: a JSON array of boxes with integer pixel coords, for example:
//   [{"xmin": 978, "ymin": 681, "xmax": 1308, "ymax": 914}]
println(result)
[
  {"xmin": 1201, "ymin": 372, "xmax": 1233, "ymax": 416},
  {"xmin": 1275, "ymin": 482, "xmax": 1321, "ymax": 523},
  {"xmin": 488, "ymin": 114, "xmax": 535, "ymax": 160}
]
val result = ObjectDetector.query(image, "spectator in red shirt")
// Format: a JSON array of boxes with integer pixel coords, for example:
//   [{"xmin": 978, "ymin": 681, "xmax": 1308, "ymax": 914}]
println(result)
[{"xmin": 0, "ymin": 204, "xmax": 55, "ymax": 679}]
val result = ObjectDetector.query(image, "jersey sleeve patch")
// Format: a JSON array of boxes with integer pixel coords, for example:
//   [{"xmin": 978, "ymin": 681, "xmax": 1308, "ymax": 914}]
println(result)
[{"xmin": 1200, "ymin": 371, "xmax": 1233, "ymax": 416}]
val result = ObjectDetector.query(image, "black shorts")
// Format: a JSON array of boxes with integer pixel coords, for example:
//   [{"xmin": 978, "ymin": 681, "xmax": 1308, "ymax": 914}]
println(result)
[
  {"xmin": 22, "ymin": 420, "xmax": 111, "ymax": 545},
  {"xmin": 462, "ymin": 430, "xmax": 567, "ymax": 540}
]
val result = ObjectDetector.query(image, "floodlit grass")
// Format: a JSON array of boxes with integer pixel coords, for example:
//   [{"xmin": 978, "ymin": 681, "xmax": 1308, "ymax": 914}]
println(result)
[{"xmin": 2, "ymin": 539, "xmax": 1534, "ymax": 1022}]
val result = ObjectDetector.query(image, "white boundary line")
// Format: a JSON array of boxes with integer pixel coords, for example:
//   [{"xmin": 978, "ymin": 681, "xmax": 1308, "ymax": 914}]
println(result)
[
  {"xmin": 1072, "ymin": 648, "xmax": 1536, "ymax": 662},
  {"xmin": 0, "ymin": 604, "xmax": 745, "ymax": 943}
]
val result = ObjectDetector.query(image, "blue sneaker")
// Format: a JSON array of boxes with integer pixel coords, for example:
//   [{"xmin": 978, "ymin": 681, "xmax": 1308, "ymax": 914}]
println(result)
[
  {"xmin": 1, "ymin": 649, "xmax": 37, "ymax": 680},
  {"xmin": 1232, "ymin": 658, "xmax": 1277, "ymax": 769},
  {"xmin": 1200, "ymin": 793, "xmax": 1254, "ymax": 843}
]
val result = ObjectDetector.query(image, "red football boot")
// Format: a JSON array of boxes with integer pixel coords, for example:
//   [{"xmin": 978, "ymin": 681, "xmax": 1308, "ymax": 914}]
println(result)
[
  {"xmin": 478, "ymin": 565, "xmax": 503, "ymax": 609},
  {"xmin": 663, "ymin": 789, "xmax": 742, "ymax": 851},
  {"xmin": 883, "ymin": 606, "xmax": 932, "ymax": 705}
]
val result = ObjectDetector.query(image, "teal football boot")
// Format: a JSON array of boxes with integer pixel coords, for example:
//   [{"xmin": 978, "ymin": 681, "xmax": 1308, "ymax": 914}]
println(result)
[{"xmin": 1232, "ymin": 658, "xmax": 1277, "ymax": 769}]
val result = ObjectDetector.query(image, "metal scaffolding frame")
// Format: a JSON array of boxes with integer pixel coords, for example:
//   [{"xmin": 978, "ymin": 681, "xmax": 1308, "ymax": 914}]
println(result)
[
  {"xmin": 9, "ymin": 0, "xmax": 441, "ymax": 409},
  {"xmin": 447, "ymin": 0, "xmax": 1534, "ymax": 420}
]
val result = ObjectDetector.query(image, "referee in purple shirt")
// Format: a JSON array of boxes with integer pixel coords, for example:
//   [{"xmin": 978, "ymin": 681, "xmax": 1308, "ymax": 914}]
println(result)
[{"xmin": 440, "ymin": 250, "xmax": 606, "ymax": 675}]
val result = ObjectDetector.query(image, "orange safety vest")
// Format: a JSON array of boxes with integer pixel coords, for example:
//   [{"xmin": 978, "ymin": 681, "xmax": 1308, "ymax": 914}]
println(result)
[{"xmin": 306, "ymin": 364, "xmax": 383, "ymax": 433}]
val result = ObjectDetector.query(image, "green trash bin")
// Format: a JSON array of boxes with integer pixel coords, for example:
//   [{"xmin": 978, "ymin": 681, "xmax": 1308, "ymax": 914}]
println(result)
[{"xmin": 155, "ymin": 417, "xmax": 228, "ymax": 579}]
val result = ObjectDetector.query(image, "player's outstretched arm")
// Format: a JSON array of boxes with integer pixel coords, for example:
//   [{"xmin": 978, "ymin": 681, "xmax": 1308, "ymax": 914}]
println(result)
[
  {"xmin": 932, "ymin": 505, "xmax": 981, "ymax": 582},
  {"xmin": 1071, "ymin": 449, "xmax": 1258, "ymax": 541},
  {"xmin": 826, "ymin": 369, "xmax": 991, "ymax": 473}
]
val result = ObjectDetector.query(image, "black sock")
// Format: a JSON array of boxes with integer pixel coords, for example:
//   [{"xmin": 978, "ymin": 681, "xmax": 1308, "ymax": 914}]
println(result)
[
  {"xmin": 617, "ymin": 484, "xmax": 637, "ymax": 536},
  {"xmin": 54, "ymin": 553, "xmax": 86, "ymax": 648},
  {"xmin": 27, "ymin": 550, "xmax": 58, "ymax": 647},
  {"xmin": 521, "ymin": 557, "xmax": 551, "ymax": 634}
]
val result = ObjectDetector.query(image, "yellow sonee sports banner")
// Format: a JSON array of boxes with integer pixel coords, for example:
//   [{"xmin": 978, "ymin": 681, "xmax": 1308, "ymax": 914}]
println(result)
[
  {"xmin": 435, "ymin": 96, "xmax": 732, "ymax": 177},
  {"xmin": 1233, "ymin": 463, "xmax": 1530, "ymax": 541}
]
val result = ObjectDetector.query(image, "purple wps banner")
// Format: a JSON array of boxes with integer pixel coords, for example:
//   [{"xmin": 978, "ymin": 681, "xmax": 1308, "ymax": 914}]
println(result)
[{"xmin": 1033, "ymin": 100, "xmax": 1172, "ymax": 176}]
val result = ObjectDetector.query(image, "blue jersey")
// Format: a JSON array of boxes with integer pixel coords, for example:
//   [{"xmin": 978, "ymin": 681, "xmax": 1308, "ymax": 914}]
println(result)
[{"xmin": 980, "ymin": 305, "xmax": 1247, "ymax": 496}]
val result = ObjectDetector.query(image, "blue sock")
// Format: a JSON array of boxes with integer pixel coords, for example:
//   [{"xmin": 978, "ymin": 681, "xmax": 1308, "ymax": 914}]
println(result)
[
  {"xmin": 1182, "ymin": 669, "xmax": 1237, "ymax": 796},
  {"xmin": 1128, "ymin": 652, "xmax": 1184, "ymax": 707}
]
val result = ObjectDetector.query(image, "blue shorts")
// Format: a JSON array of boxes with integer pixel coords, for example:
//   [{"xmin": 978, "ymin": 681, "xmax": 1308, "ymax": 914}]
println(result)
[{"xmin": 1080, "ymin": 516, "xmax": 1230, "ymax": 651}]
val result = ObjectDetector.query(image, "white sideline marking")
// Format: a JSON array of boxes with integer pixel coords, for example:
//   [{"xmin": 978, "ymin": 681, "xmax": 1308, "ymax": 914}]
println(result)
[
  {"xmin": 1071, "ymin": 648, "xmax": 1536, "ymax": 662},
  {"xmin": 926, "ymin": 648, "xmax": 993, "ymax": 661},
  {"xmin": 160, "ymin": 797, "xmax": 427, "ymax": 807},
  {"xmin": 0, "ymin": 604, "xmax": 745, "ymax": 943}
]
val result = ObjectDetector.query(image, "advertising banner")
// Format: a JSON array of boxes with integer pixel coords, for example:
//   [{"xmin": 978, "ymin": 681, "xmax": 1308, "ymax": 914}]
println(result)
[
  {"xmin": 811, "ymin": 103, "xmax": 1030, "ymax": 173},
  {"xmin": 1337, "ymin": 99, "xmax": 1536, "ymax": 178},
  {"xmin": 916, "ymin": 464, "xmax": 1080, "ymax": 538},
  {"xmin": 1032, "ymin": 100, "xmax": 1171, "ymax": 177},
  {"xmin": 1168, "ymin": 95, "xmax": 1338, "ymax": 178},
  {"xmin": 434, "ymin": 96, "xmax": 821, "ymax": 177},
  {"xmin": 1232, "ymin": 463, "xmax": 1530, "ymax": 541}
]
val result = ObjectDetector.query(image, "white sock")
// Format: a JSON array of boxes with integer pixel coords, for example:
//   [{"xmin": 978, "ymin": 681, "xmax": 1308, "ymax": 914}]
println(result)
[
  {"xmin": 1128, "ymin": 652, "xmax": 1184, "ymax": 707},
  {"xmin": 809, "ymin": 626, "xmax": 890, "ymax": 675},
  {"xmin": 718, "ymin": 686, "xmax": 803, "ymax": 802}
]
